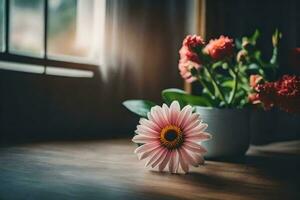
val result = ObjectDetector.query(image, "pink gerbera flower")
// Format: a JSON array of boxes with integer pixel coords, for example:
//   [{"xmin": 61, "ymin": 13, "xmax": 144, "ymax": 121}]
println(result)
[{"xmin": 132, "ymin": 101, "xmax": 211, "ymax": 174}]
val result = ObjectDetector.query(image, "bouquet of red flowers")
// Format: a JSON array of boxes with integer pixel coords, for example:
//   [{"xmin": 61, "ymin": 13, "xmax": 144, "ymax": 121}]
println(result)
[{"xmin": 249, "ymin": 75, "xmax": 300, "ymax": 113}]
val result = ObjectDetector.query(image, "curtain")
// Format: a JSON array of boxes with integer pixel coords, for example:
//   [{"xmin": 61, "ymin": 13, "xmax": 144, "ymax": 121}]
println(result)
[{"xmin": 95, "ymin": 0, "xmax": 198, "ymax": 136}]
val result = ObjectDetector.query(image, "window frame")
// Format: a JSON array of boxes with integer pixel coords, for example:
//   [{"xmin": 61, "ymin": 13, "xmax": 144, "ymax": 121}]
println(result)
[{"xmin": 0, "ymin": 0, "xmax": 98, "ymax": 71}]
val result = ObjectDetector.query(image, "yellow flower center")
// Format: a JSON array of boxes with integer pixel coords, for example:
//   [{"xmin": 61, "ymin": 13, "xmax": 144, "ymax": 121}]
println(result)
[{"xmin": 160, "ymin": 125, "xmax": 184, "ymax": 149}]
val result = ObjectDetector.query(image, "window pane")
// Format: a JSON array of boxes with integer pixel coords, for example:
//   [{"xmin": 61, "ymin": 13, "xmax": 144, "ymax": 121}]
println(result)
[
  {"xmin": 0, "ymin": 0, "xmax": 5, "ymax": 52},
  {"xmin": 9, "ymin": 0, "xmax": 44, "ymax": 57},
  {"xmin": 48, "ymin": 0, "xmax": 100, "ymax": 63}
]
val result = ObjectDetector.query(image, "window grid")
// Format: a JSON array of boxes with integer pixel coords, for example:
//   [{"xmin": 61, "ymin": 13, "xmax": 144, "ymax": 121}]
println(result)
[{"xmin": 0, "ymin": 0, "xmax": 98, "ymax": 71}]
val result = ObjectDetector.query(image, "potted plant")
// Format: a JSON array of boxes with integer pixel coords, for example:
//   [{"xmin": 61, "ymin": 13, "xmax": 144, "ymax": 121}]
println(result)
[{"xmin": 123, "ymin": 30, "xmax": 281, "ymax": 158}]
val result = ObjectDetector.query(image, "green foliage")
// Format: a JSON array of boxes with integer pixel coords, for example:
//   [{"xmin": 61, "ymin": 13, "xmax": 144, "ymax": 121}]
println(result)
[
  {"xmin": 237, "ymin": 29, "xmax": 281, "ymax": 81},
  {"xmin": 162, "ymin": 88, "xmax": 213, "ymax": 107},
  {"xmin": 122, "ymin": 100, "xmax": 156, "ymax": 118}
]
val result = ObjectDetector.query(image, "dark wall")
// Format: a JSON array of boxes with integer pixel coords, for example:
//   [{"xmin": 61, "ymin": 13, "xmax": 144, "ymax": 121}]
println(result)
[{"xmin": 0, "ymin": 68, "xmax": 139, "ymax": 144}]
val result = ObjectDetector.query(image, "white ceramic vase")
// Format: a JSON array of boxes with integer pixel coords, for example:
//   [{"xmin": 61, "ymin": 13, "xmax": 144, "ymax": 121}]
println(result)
[{"xmin": 195, "ymin": 107, "xmax": 250, "ymax": 158}]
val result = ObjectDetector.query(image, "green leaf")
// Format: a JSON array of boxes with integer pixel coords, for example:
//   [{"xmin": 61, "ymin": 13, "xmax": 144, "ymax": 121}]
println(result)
[
  {"xmin": 272, "ymin": 29, "xmax": 282, "ymax": 47},
  {"xmin": 250, "ymin": 29, "xmax": 260, "ymax": 44},
  {"xmin": 122, "ymin": 100, "xmax": 156, "ymax": 118},
  {"xmin": 222, "ymin": 62, "xmax": 229, "ymax": 70},
  {"xmin": 162, "ymin": 88, "xmax": 187, "ymax": 106},
  {"xmin": 254, "ymin": 50, "xmax": 262, "ymax": 60},
  {"xmin": 248, "ymin": 63, "xmax": 260, "ymax": 70},
  {"xmin": 245, "ymin": 63, "xmax": 263, "ymax": 75},
  {"xmin": 162, "ymin": 88, "xmax": 212, "ymax": 107},
  {"xmin": 235, "ymin": 38, "xmax": 242, "ymax": 49},
  {"xmin": 211, "ymin": 61, "xmax": 223, "ymax": 69},
  {"xmin": 221, "ymin": 79, "xmax": 234, "ymax": 88}
]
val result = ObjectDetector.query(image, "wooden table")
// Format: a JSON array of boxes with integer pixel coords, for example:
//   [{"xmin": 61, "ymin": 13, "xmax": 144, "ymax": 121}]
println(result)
[{"xmin": 0, "ymin": 139, "xmax": 299, "ymax": 200}]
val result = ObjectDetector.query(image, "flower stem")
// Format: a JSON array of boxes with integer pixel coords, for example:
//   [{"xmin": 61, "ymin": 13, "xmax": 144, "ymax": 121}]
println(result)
[
  {"xmin": 203, "ymin": 65, "xmax": 228, "ymax": 106},
  {"xmin": 197, "ymin": 76, "xmax": 214, "ymax": 97},
  {"xmin": 228, "ymin": 69, "xmax": 238, "ymax": 105}
]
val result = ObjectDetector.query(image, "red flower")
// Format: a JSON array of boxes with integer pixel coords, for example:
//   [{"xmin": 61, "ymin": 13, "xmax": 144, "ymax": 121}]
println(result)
[
  {"xmin": 249, "ymin": 75, "xmax": 263, "ymax": 89},
  {"xmin": 178, "ymin": 60, "xmax": 200, "ymax": 83},
  {"xmin": 179, "ymin": 35, "xmax": 205, "ymax": 64},
  {"xmin": 204, "ymin": 35, "xmax": 234, "ymax": 60},
  {"xmin": 183, "ymin": 35, "xmax": 205, "ymax": 51},
  {"xmin": 256, "ymin": 82, "xmax": 278, "ymax": 110},
  {"xmin": 276, "ymin": 75, "xmax": 300, "ymax": 113},
  {"xmin": 248, "ymin": 93, "xmax": 260, "ymax": 104},
  {"xmin": 249, "ymin": 75, "xmax": 300, "ymax": 113},
  {"xmin": 178, "ymin": 35, "xmax": 204, "ymax": 82}
]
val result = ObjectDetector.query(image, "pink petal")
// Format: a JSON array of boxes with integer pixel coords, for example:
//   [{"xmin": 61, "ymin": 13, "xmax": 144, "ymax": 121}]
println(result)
[
  {"xmin": 180, "ymin": 107, "xmax": 193, "ymax": 128},
  {"xmin": 183, "ymin": 144, "xmax": 205, "ymax": 154},
  {"xmin": 135, "ymin": 132, "xmax": 159, "ymax": 139},
  {"xmin": 167, "ymin": 150, "xmax": 180, "ymax": 173},
  {"xmin": 158, "ymin": 150, "xmax": 171, "ymax": 171},
  {"xmin": 144, "ymin": 147, "xmax": 164, "ymax": 167},
  {"xmin": 185, "ymin": 123, "xmax": 208, "ymax": 135},
  {"xmin": 136, "ymin": 125, "xmax": 160, "ymax": 136},
  {"xmin": 184, "ymin": 113, "xmax": 201, "ymax": 127},
  {"xmin": 185, "ymin": 132, "xmax": 212, "ymax": 142},
  {"xmin": 193, "ymin": 153, "xmax": 205, "ymax": 165},
  {"xmin": 155, "ymin": 106, "xmax": 169, "ymax": 127},
  {"xmin": 132, "ymin": 134, "xmax": 158, "ymax": 144},
  {"xmin": 162, "ymin": 104, "xmax": 171, "ymax": 124},
  {"xmin": 148, "ymin": 107, "xmax": 164, "ymax": 128},
  {"xmin": 176, "ymin": 105, "xmax": 192, "ymax": 127},
  {"xmin": 181, "ymin": 71, "xmax": 192, "ymax": 78},
  {"xmin": 180, "ymin": 147, "xmax": 198, "ymax": 167},
  {"xmin": 178, "ymin": 149, "xmax": 189, "ymax": 173},
  {"xmin": 150, "ymin": 106, "xmax": 168, "ymax": 128},
  {"xmin": 184, "ymin": 141, "xmax": 207, "ymax": 153},
  {"xmin": 187, "ymin": 150, "xmax": 205, "ymax": 165},
  {"xmin": 134, "ymin": 141, "xmax": 160, "ymax": 154},
  {"xmin": 151, "ymin": 149, "xmax": 168, "ymax": 168},
  {"xmin": 138, "ymin": 145, "xmax": 162, "ymax": 160},
  {"xmin": 169, "ymin": 101, "xmax": 180, "ymax": 124},
  {"xmin": 183, "ymin": 120, "xmax": 201, "ymax": 133},
  {"xmin": 168, "ymin": 151, "xmax": 175, "ymax": 173},
  {"xmin": 139, "ymin": 118, "xmax": 160, "ymax": 132},
  {"xmin": 173, "ymin": 150, "xmax": 180, "ymax": 173},
  {"xmin": 186, "ymin": 77, "xmax": 197, "ymax": 83}
]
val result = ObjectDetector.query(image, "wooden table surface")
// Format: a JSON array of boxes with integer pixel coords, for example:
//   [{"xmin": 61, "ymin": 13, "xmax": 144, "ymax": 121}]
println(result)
[{"xmin": 0, "ymin": 139, "xmax": 299, "ymax": 200}]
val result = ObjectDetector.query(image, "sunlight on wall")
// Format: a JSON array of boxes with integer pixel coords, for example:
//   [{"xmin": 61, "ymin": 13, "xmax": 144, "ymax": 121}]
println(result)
[{"xmin": 99, "ymin": 0, "xmax": 198, "ymax": 84}]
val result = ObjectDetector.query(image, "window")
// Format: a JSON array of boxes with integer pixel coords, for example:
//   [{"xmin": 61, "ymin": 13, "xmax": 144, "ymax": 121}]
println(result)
[
  {"xmin": 0, "ymin": 0, "xmax": 5, "ymax": 52},
  {"xmin": 10, "ymin": 0, "xmax": 44, "ymax": 57},
  {"xmin": 0, "ymin": 0, "xmax": 105, "ymax": 72},
  {"xmin": 48, "ymin": 0, "xmax": 100, "ymax": 62}
]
